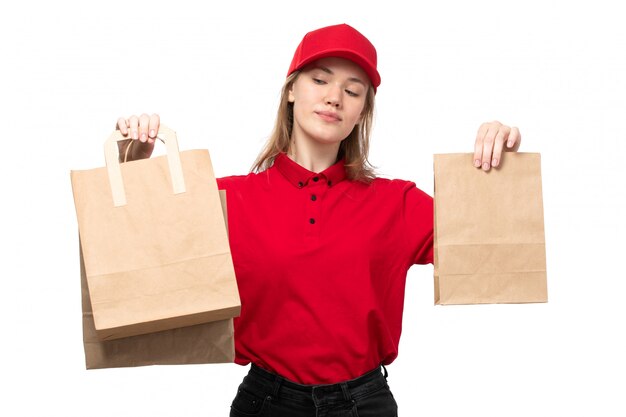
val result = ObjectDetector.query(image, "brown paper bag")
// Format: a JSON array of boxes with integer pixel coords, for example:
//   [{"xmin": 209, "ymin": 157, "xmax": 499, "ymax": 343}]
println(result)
[
  {"xmin": 71, "ymin": 126, "xmax": 240, "ymax": 340},
  {"xmin": 81, "ymin": 191, "xmax": 235, "ymax": 369},
  {"xmin": 433, "ymin": 153, "xmax": 548, "ymax": 305}
]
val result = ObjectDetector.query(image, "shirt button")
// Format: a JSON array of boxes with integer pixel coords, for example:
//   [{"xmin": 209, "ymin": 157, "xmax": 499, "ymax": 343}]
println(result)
[
  {"xmin": 313, "ymin": 177, "xmax": 319, "ymax": 182},
  {"xmin": 309, "ymin": 218, "xmax": 315, "ymax": 224},
  {"xmin": 298, "ymin": 181, "xmax": 304, "ymax": 188},
  {"xmin": 311, "ymin": 194, "xmax": 317, "ymax": 201}
]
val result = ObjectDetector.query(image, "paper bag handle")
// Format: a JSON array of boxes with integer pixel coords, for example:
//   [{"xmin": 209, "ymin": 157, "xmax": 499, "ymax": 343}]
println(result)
[{"xmin": 104, "ymin": 125, "xmax": 186, "ymax": 207}]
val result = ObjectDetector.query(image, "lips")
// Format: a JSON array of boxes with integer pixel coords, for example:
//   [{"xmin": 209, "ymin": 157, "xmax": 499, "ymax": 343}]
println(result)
[{"xmin": 315, "ymin": 111, "xmax": 342, "ymax": 122}]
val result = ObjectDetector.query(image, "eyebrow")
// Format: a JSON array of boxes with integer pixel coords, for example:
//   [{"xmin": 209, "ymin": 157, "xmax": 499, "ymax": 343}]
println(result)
[{"xmin": 314, "ymin": 65, "xmax": 366, "ymax": 86}]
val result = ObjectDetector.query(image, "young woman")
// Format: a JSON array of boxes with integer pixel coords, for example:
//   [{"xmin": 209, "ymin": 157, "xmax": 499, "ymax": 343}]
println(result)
[{"xmin": 117, "ymin": 23, "xmax": 521, "ymax": 417}]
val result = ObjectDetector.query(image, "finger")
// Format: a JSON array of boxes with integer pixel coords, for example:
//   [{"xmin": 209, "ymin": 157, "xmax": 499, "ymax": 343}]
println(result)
[
  {"xmin": 139, "ymin": 113, "xmax": 150, "ymax": 143},
  {"xmin": 128, "ymin": 115, "xmax": 140, "ymax": 140},
  {"xmin": 491, "ymin": 126, "xmax": 510, "ymax": 168},
  {"xmin": 148, "ymin": 113, "xmax": 160, "ymax": 142},
  {"xmin": 116, "ymin": 117, "xmax": 129, "ymax": 135},
  {"xmin": 507, "ymin": 126, "xmax": 521, "ymax": 149},
  {"xmin": 480, "ymin": 124, "xmax": 500, "ymax": 171},
  {"xmin": 473, "ymin": 123, "xmax": 489, "ymax": 168}
]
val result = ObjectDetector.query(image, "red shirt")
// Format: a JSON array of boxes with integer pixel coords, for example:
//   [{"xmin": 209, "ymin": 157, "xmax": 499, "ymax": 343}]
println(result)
[{"xmin": 216, "ymin": 153, "xmax": 433, "ymax": 384}]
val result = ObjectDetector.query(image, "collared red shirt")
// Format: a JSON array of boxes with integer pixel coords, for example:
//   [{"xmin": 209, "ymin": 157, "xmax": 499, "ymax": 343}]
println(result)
[{"xmin": 216, "ymin": 153, "xmax": 433, "ymax": 384}]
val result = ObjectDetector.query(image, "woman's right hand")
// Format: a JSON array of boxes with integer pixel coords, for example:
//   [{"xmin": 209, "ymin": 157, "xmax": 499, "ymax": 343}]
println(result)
[{"xmin": 116, "ymin": 113, "xmax": 161, "ymax": 162}]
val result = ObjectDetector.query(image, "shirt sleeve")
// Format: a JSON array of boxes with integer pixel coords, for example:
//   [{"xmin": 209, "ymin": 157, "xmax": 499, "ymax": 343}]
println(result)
[{"xmin": 400, "ymin": 181, "xmax": 434, "ymax": 265}]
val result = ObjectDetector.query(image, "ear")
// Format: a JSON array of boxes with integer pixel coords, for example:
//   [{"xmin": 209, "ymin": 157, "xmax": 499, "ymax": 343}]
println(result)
[{"xmin": 288, "ymin": 85, "xmax": 295, "ymax": 103}]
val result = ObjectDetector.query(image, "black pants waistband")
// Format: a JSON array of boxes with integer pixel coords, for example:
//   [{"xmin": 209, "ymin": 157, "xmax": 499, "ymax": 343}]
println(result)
[{"xmin": 247, "ymin": 364, "xmax": 389, "ymax": 405}]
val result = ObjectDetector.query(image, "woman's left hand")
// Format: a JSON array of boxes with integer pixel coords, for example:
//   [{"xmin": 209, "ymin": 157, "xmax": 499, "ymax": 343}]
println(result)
[{"xmin": 473, "ymin": 121, "xmax": 521, "ymax": 171}]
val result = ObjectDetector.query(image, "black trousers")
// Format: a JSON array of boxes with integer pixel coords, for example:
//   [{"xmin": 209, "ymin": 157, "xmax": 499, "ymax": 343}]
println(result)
[{"xmin": 229, "ymin": 364, "xmax": 398, "ymax": 417}]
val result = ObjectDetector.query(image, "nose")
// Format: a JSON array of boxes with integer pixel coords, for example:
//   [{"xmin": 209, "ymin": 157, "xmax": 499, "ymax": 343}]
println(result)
[{"xmin": 324, "ymin": 83, "xmax": 342, "ymax": 108}]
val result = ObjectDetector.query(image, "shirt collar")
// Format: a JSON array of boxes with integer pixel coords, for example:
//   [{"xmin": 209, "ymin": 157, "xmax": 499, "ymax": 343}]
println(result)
[{"xmin": 274, "ymin": 152, "xmax": 347, "ymax": 188}]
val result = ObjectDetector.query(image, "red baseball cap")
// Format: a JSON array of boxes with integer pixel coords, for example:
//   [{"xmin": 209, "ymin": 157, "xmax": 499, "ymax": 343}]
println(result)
[{"xmin": 287, "ymin": 24, "xmax": 381, "ymax": 92}]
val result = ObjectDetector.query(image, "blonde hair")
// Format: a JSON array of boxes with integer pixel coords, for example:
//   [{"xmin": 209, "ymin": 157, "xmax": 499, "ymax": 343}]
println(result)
[{"xmin": 251, "ymin": 71, "xmax": 377, "ymax": 182}]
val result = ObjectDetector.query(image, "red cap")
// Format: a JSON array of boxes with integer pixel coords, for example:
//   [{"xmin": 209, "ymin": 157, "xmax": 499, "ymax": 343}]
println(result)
[{"xmin": 287, "ymin": 24, "xmax": 381, "ymax": 92}]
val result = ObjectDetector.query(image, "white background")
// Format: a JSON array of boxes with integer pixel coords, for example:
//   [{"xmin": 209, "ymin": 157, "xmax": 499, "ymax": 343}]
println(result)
[{"xmin": 1, "ymin": 0, "xmax": 625, "ymax": 416}]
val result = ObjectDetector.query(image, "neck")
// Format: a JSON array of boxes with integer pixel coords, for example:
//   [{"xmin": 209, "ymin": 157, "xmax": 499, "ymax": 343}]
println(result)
[{"xmin": 287, "ymin": 137, "xmax": 340, "ymax": 173}]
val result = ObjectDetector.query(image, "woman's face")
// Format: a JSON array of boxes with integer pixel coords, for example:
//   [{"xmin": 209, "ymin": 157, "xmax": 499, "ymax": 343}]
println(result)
[{"xmin": 288, "ymin": 57, "xmax": 369, "ymax": 148}]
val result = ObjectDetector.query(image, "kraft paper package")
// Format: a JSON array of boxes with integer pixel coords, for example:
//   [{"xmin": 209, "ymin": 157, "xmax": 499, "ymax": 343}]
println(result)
[
  {"xmin": 433, "ymin": 153, "xmax": 548, "ymax": 305},
  {"xmin": 80, "ymin": 191, "xmax": 235, "ymax": 369},
  {"xmin": 71, "ymin": 126, "xmax": 240, "ymax": 340}
]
